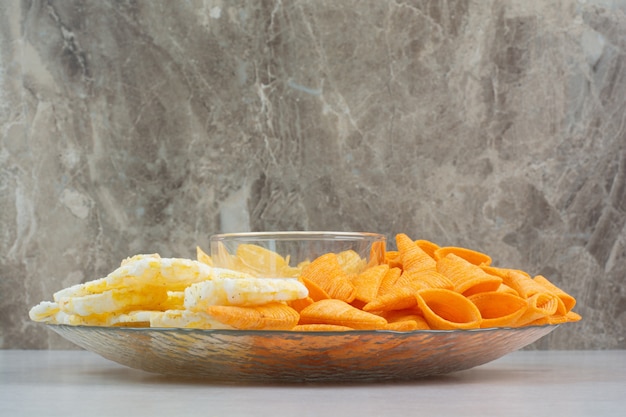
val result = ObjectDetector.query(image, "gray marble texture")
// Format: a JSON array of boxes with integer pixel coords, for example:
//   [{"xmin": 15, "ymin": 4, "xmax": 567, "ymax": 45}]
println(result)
[{"xmin": 1, "ymin": 0, "xmax": 625, "ymax": 349}]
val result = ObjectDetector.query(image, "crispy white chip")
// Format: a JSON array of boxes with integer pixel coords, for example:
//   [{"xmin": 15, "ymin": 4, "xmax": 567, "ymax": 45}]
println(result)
[
  {"xmin": 184, "ymin": 277, "xmax": 309, "ymax": 310},
  {"xmin": 57, "ymin": 285, "xmax": 168, "ymax": 316},
  {"xmin": 53, "ymin": 255, "xmax": 214, "ymax": 302},
  {"xmin": 28, "ymin": 301, "xmax": 60, "ymax": 323},
  {"xmin": 110, "ymin": 310, "xmax": 156, "ymax": 326}
]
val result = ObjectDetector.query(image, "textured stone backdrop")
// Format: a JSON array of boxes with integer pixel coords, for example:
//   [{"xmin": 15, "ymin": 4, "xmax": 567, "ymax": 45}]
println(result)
[{"xmin": 1, "ymin": 0, "xmax": 625, "ymax": 349}]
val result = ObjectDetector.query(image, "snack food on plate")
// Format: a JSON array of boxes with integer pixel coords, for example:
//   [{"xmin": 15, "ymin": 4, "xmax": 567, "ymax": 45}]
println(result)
[{"xmin": 29, "ymin": 233, "xmax": 581, "ymax": 331}]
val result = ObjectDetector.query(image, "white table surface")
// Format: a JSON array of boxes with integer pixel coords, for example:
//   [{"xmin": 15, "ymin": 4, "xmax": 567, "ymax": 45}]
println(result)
[{"xmin": 1, "ymin": 349, "xmax": 625, "ymax": 417}]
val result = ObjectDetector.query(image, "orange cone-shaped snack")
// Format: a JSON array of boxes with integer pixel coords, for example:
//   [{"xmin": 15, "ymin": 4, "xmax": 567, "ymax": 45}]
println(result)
[
  {"xmin": 415, "ymin": 288, "xmax": 482, "ymax": 330},
  {"xmin": 565, "ymin": 310, "xmax": 582, "ymax": 322},
  {"xmin": 434, "ymin": 246, "xmax": 492, "ymax": 266},
  {"xmin": 376, "ymin": 267, "xmax": 402, "ymax": 297},
  {"xmin": 396, "ymin": 233, "xmax": 436, "ymax": 272},
  {"xmin": 528, "ymin": 310, "xmax": 582, "ymax": 326},
  {"xmin": 500, "ymin": 269, "xmax": 548, "ymax": 298},
  {"xmin": 415, "ymin": 239, "xmax": 440, "ymax": 260},
  {"xmin": 534, "ymin": 275, "xmax": 576, "ymax": 313},
  {"xmin": 514, "ymin": 292, "xmax": 559, "ymax": 327},
  {"xmin": 299, "ymin": 299, "xmax": 388, "ymax": 330},
  {"xmin": 384, "ymin": 250, "xmax": 403, "ymax": 269},
  {"xmin": 495, "ymin": 283, "xmax": 520, "ymax": 296},
  {"xmin": 300, "ymin": 277, "xmax": 330, "ymax": 301},
  {"xmin": 205, "ymin": 303, "xmax": 300, "ymax": 330},
  {"xmin": 288, "ymin": 296, "xmax": 314, "ymax": 313},
  {"xmin": 299, "ymin": 253, "xmax": 356, "ymax": 303},
  {"xmin": 486, "ymin": 269, "xmax": 571, "ymax": 315},
  {"xmin": 481, "ymin": 268, "xmax": 575, "ymax": 322},
  {"xmin": 379, "ymin": 309, "xmax": 430, "ymax": 331},
  {"xmin": 394, "ymin": 269, "xmax": 454, "ymax": 291},
  {"xmin": 363, "ymin": 286, "xmax": 419, "ymax": 312},
  {"xmin": 479, "ymin": 265, "xmax": 510, "ymax": 278},
  {"xmin": 468, "ymin": 291, "xmax": 528, "ymax": 328},
  {"xmin": 436, "ymin": 253, "xmax": 502, "ymax": 296},
  {"xmin": 352, "ymin": 264, "xmax": 389, "ymax": 303},
  {"xmin": 363, "ymin": 268, "xmax": 452, "ymax": 312}
]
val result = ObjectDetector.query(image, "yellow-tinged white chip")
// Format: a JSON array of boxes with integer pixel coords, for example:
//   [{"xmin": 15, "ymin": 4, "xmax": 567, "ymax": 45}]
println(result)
[
  {"xmin": 53, "ymin": 278, "xmax": 109, "ymax": 301},
  {"xmin": 43, "ymin": 310, "xmax": 117, "ymax": 326},
  {"xmin": 149, "ymin": 310, "xmax": 234, "ymax": 329},
  {"xmin": 110, "ymin": 310, "xmax": 156, "ymax": 326},
  {"xmin": 34, "ymin": 308, "xmax": 156, "ymax": 327},
  {"xmin": 53, "ymin": 255, "xmax": 215, "ymax": 301},
  {"xmin": 29, "ymin": 300, "xmax": 115, "ymax": 325},
  {"xmin": 156, "ymin": 257, "xmax": 215, "ymax": 291},
  {"xmin": 184, "ymin": 277, "xmax": 309, "ymax": 310},
  {"xmin": 58, "ymin": 285, "xmax": 168, "ymax": 316},
  {"xmin": 120, "ymin": 253, "xmax": 161, "ymax": 266},
  {"xmin": 28, "ymin": 301, "xmax": 61, "ymax": 323},
  {"xmin": 157, "ymin": 291, "xmax": 185, "ymax": 310}
]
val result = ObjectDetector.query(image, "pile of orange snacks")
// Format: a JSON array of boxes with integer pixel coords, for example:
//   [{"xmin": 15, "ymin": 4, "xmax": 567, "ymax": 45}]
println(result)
[{"xmin": 29, "ymin": 233, "xmax": 581, "ymax": 331}]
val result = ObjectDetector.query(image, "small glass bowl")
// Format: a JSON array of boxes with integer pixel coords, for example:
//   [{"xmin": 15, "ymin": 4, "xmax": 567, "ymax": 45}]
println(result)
[{"xmin": 209, "ymin": 231, "xmax": 386, "ymax": 278}]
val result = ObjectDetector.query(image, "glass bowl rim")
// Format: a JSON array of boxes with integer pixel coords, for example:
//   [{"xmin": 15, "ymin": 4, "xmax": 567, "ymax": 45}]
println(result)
[{"xmin": 210, "ymin": 231, "xmax": 386, "ymax": 242}]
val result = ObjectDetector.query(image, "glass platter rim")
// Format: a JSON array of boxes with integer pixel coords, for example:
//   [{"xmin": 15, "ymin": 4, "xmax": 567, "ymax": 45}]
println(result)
[{"xmin": 45, "ymin": 322, "xmax": 560, "ymax": 336}]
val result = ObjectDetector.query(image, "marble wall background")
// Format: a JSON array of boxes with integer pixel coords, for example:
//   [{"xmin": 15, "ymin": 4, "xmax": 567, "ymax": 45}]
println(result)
[{"xmin": 1, "ymin": 0, "xmax": 625, "ymax": 350}]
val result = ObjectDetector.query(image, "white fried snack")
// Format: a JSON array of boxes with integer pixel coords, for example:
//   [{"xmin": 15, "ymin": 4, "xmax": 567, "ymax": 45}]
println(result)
[
  {"xmin": 29, "ymin": 252, "xmax": 309, "ymax": 330},
  {"xmin": 184, "ymin": 277, "xmax": 308, "ymax": 309}
]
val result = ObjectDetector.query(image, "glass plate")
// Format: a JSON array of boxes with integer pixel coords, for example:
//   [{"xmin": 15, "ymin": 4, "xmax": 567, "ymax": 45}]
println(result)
[{"xmin": 47, "ymin": 324, "xmax": 559, "ymax": 382}]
